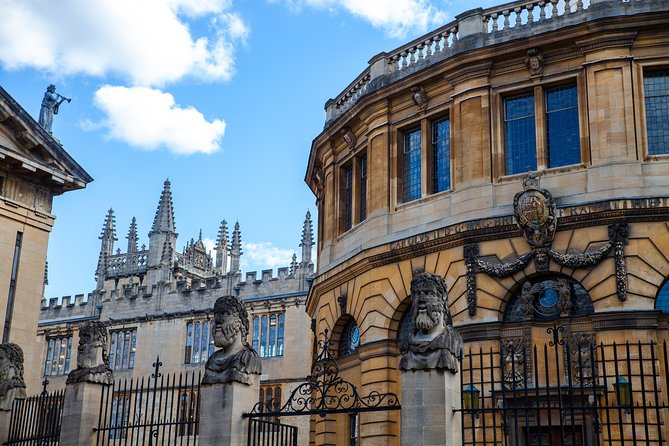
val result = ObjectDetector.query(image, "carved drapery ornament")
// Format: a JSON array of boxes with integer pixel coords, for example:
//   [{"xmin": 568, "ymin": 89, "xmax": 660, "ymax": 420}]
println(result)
[
  {"xmin": 502, "ymin": 329, "xmax": 532, "ymax": 390},
  {"xmin": 563, "ymin": 331, "xmax": 597, "ymax": 387},
  {"xmin": 464, "ymin": 173, "xmax": 630, "ymax": 315}
]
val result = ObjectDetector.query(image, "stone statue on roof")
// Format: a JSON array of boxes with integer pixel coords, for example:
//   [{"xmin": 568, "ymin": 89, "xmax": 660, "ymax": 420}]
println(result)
[
  {"xmin": 38, "ymin": 84, "xmax": 71, "ymax": 133},
  {"xmin": 203, "ymin": 295, "xmax": 262, "ymax": 385},
  {"xmin": 399, "ymin": 272, "xmax": 463, "ymax": 373}
]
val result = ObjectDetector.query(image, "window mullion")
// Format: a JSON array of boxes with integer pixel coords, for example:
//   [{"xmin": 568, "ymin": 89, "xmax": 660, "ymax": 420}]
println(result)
[{"xmin": 534, "ymin": 86, "xmax": 547, "ymax": 170}]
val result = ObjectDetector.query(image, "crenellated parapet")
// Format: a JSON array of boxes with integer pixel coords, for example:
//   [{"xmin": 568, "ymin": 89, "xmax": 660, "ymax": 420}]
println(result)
[{"xmin": 40, "ymin": 293, "xmax": 94, "ymax": 322}]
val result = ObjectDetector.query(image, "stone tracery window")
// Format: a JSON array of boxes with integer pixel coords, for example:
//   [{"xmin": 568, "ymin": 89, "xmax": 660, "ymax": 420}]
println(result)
[
  {"xmin": 184, "ymin": 320, "xmax": 215, "ymax": 364},
  {"xmin": 252, "ymin": 313, "xmax": 285, "ymax": 358},
  {"xmin": 109, "ymin": 328, "xmax": 137, "ymax": 370},
  {"xmin": 44, "ymin": 335, "xmax": 72, "ymax": 376},
  {"xmin": 504, "ymin": 276, "xmax": 593, "ymax": 323}
]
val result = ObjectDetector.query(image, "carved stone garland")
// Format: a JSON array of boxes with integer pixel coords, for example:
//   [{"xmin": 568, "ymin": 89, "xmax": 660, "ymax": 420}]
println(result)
[{"xmin": 464, "ymin": 173, "xmax": 629, "ymax": 316}]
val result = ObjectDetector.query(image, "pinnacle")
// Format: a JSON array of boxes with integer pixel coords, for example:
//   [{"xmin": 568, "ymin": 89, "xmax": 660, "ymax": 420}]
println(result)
[{"xmin": 150, "ymin": 179, "xmax": 176, "ymax": 235}]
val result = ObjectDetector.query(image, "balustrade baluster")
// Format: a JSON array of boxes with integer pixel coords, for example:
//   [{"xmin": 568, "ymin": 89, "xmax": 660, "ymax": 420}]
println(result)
[
  {"xmin": 576, "ymin": 0, "xmax": 583, "ymax": 11},
  {"xmin": 408, "ymin": 48, "xmax": 415, "ymax": 65},
  {"xmin": 565, "ymin": 0, "xmax": 572, "ymax": 14},
  {"xmin": 514, "ymin": 7, "xmax": 522, "ymax": 26},
  {"xmin": 550, "ymin": 0, "xmax": 558, "ymax": 17},
  {"xmin": 503, "ymin": 10, "xmax": 511, "ymax": 29},
  {"xmin": 424, "ymin": 39, "xmax": 433, "ymax": 58},
  {"xmin": 527, "ymin": 4, "xmax": 534, "ymax": 23},
  {"xmin": 417, "ymin": 43, "xmax": 425, "ymax": 61},
  {"xmin": 400, "ymin": 51, "xmax": 407, "ymax": 69},
  {"xmin": 539, "ymin": 1, "xmax": 546, "ymax": 19},
  {"xmin": 449, "ymin": 28, "xmax": 457, "ymax": 46},
  {"xmin": 489, "ymin": 13, "xmax": 497, "ymax": 31}
]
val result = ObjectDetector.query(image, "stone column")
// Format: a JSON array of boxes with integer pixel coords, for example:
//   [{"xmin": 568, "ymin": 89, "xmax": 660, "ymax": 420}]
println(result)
[
  {"xmin": 401, "ymin": 369, "xmax": 461, "ymax": 446},
  {"xmin": 198, "ymin": 375, "xmax": 260, "ymax": 445},
  {"xmin": 59, "ymin": 381, "xmax": 108, "ymax": 446}
]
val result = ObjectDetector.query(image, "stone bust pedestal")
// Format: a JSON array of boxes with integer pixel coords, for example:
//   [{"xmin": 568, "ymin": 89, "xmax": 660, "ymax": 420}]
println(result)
[
  {"xmin": 60, "ymin": 321, "xmax": 113, "ymax": 446},
  {"xmin": 399, "ymin": 272, "xmax": 463, "ymax": 446},
  {"xmin": 199, "ymin": 296, "xmax": 262, "ymax": 446},
  {"xmin": 0, "ymin": 343, "xmax": 27, "ymax": 445}
]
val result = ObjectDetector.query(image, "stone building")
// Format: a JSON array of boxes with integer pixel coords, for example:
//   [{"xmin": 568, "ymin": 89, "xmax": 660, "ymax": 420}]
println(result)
[
  {"xmin": 0, "ymin": 86, "xmax": 92, "ymax": 394},
  {"xmin": 38, "ymin": 180, "xmax": 315, "ymax": 442},
  {"xmin": 305, "ymin": 0, "xmax": 669, "ymax": 445}
]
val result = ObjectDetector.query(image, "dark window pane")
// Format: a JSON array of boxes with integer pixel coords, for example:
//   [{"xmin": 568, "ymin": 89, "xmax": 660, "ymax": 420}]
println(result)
[
  {"xmin": 546, "ymin": 85, "xmax": 580, "ymax": 168},
  {"xmin": 402, "ymin": 128, "xmax": 422, "ymax": 202},
  {"xmin": 644, "ymin": 71, "xmax": 669, "ymax": 155},
  {"xmin": 656, "ymin": 280, "xmax": 669, "ymax": 313},
  {"xmin": 343, "ymin": 165, "xmax": 353, "ymax": 231},
  {"xmin": 505, "ymin": 94, "xmax": 537, "ymax": 175},
  {"xmin": 432, "ymin": 118, "xmax": 450, "ymax": 193},
  {"xmin": 359, "ymin": 156, "xmax": 367, "ymax": 222}
]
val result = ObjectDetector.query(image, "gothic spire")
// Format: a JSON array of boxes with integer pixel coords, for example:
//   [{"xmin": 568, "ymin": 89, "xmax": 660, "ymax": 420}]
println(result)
[
  {"xmin": 96, "ymin": 208, "xmax": 117, "ymax": 281},
  {"xmin": 229, "ymin": 221, "xmax": 242, "ymax": 273},
  {"xmin": 150, "ymin": 179, "xmax": 176, "ymax": 236},
  {"xmin": 126, "ymin": 217, "xmax": 138, "ymax": 254},
  {"xmin": 300, "ymin": 210, "xmax": 314, "ymax": 265},
  {"xmin": 215, "ymin": 220, "xmax": 229, "ymax": 271}
]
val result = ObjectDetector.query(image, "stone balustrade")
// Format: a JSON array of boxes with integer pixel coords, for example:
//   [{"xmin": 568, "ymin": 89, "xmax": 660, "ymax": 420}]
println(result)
[
  {"xmin": 482, "ymin": 0, "xmax": 590, "ymax": 33},
  {"xmin": 324, "ymin": 0, "xmax": 651, "ymax": 127}
]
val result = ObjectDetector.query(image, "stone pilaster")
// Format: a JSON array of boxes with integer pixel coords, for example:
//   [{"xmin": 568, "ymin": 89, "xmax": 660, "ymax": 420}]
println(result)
[
  {"xmin": 59, "ymin": 381, "xmax": 108, "ymax": 446},
  {"xmin": 401, "ymin": 369, "xmax": 461, "ymax": 446},
  {"xmin": 198, "ymin": 375, "xmax": 260, "ymax": 446}
]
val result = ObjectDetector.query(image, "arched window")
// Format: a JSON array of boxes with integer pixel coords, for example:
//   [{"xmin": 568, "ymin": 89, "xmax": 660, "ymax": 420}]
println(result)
[
  {"xmin": 504, "ymin": 276, "xmax": 593, "ymax": 323},
  {"xmin": 338, "ymin": 318, "xmax": 360, "ymax": 357},
  {"xmin": 656, "ymin": 279, "xmax": 669, "ymax": 313}
]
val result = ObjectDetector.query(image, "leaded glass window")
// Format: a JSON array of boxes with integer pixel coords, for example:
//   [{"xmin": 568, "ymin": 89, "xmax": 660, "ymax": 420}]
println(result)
[
  {"xmin": 402, "ymin": 128, "xmax": 422, "ymax": 202},
  {"xmin": 359, "ymin": 156, "xmax": 367, "ymax": 222},
  {"xmin": 252, "ymin": 312, "xmax": 285, "ymax": 358},
  {"xmin": 343, "ymin": 165, "xmax": 353, "ymax": 231},
  {"xmin": 432, "ymin": 118, "xmax": 451, "ymax": 193},
  {"xmin": 44, "ymin": 335, "xmax": 72, "ymax": 376},
  {"xmin": 338, "ymin": 318, "xmax": 360, "ymax": 357},
  {"xmin": 655, "ymin": 279, "xmax": 669, "ymax": 313},
  {"xmin": 505, "ymin": 94, "xmax": 537, "ymax": 175},
  {"xmin": 184, "ymin": 320, "xmax": 214, "ymax": 364},
  {"xmin": 546, "ymin": 85, "xmax": 580, "ymax": 167},
  {"xmin": 644, "ymin": 70, "xmax": 669, "ymax": 155},
  {"xmin": 109, "ymin": 328, "xmax": 137, "ymax": 370}
]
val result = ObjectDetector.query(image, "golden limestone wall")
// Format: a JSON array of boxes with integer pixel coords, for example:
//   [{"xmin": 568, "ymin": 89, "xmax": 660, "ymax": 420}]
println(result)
[{"xmin": 305, "ymin": 6, "xmax": 669, "ymax": 445}]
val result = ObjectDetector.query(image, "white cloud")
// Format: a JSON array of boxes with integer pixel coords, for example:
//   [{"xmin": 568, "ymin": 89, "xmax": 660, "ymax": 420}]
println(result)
[
  {"xmin": 92, "ymin": 85, "xmax": 225, "ymax": 155},
  {"xmin": 0, "ymin": 0, "xmax": 248, "ymax": 86},
  {"xmin": 277, "ymin": 0, "xmax": 447, "ymax": 38},
  {"xmin": 241, "ymin": 242, "xmax": 295, "ymax": 271}
]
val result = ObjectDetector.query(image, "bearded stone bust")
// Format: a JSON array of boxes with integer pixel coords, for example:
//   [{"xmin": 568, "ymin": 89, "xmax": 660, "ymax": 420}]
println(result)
[
  {"xmin": 0, "ymin": 343, "xmax": 26, "ymax": 410},
  {"xmin": 202, "ymin": 296, "xmax": 262, "ymax": 385},
  {"xmin": 399, "ymin": 272, "xmax": 463, "ymax": 373},
  {"xmin": 67, "ymin": 321, "xmax": 113, "ymax": 385}
]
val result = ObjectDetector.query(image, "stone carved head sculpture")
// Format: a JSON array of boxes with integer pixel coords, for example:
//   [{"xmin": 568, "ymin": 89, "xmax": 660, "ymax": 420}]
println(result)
[
  {"xmin": 66, "ymin": 321, "xmax": 113, "ymax": 385},
  {"xmin": 0, "ymin": 343, "xmax": 27, "ymax": 410},
  {"xmin": 203, "ymin": 296, "xmax": 261, "ymax": 386},
  {"xmin": 399, "ymin": 272, "xmax": 463, "ymax": 373}
]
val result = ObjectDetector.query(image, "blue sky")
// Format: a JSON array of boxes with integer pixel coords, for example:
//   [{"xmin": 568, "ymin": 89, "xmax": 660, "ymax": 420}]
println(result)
[{"xmin": 0, "ymin": 0, "xmax": 498, "ymax": 298}]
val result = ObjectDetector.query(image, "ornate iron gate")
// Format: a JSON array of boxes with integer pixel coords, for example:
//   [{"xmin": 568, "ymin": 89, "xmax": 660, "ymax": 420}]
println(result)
[
  {"xmin": 95, "ymin": 357, "xmax": 201, "ymax": 446},
  {"xmin": 459, "ymin": 323, "xmax": 669, "ymax": 446},
  {"xmin": 243, "ymin": 330, "xmax": 401, "ymax": 446}
]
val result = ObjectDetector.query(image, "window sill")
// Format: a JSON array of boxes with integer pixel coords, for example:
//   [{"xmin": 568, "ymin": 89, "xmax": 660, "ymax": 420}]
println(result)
[
  {"xmin": 497, "ymin": 163, "xmax": 586, "ymax": 183},
  {"xmin": 394, "ymin": 188, "xmax": 453, "ymax": 211},
  {"xmin": 646, "ymin": 153, "xmax": 669, "ymax": 162}
]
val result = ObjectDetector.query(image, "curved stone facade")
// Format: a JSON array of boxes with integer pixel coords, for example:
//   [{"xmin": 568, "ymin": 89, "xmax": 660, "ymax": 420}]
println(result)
[{"xmin": 305, "ymin": 1, "xmax": 669, "ymax": 444}]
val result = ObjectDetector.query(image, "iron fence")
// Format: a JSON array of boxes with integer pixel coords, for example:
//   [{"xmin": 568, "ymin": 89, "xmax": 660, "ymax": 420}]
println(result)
[
  {"xmin": 459, "ymin": 325, "xmax": 669, "ymax": 446},
  {"xmin": 247, "ymin": 419, "xmax": 298, "ymax": 446},
  {"xmin": 95, "ymin": 357, "xmax": 201, "ymax": 446},
  {"xmin": 5, "ymin": 388, "xmax": 64, "ymax": 446}
]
